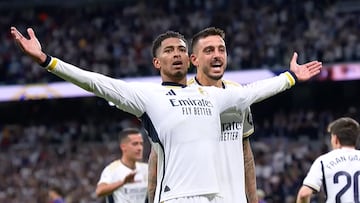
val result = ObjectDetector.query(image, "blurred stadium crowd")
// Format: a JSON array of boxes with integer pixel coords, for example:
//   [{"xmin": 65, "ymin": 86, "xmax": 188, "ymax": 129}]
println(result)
[
  {"xmin": 1, "ymin": 0, "xmax": 360, "ymax": 85},
  {"xmin": 1, "ymin": 0, "xmax": 360, "ymax": 202},
  {"xmin": 1, "ymin": 102, "xmax": 359, "ymax": 203}
]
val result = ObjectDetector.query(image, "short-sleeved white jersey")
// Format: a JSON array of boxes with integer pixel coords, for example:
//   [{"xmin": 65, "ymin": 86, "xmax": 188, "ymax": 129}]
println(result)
[
  {"xmin": 98, "ymin": 160, "xmax": 148, "ymax": 203},
  {"xmin": 303, "ymin": 148, "xmax": 360, "ymax": 203},
  {"xmin": 46, "ymin": 57, "xmax": 295, "ymax": 202},
  {"xmin": 187, "ymin": 78, "xmax": 254, "ymax": 203}
]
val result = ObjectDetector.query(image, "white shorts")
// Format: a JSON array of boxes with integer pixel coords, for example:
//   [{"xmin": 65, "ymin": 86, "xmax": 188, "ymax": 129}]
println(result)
[{"xmin": 162, "ymin": 194, "xmax": 224, "ymax": 203}]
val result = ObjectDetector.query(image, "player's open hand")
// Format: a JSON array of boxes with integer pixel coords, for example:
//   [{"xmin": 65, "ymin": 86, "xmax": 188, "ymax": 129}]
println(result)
[
  {"xmin": 123, "ymin": 171, "xmax": 137, "ymax": 184},
  {"xmin": 10, "ymin": 26, "xmax": 47, "ymax": 64},
  {"xmin": 290, "ymin": 52, "xmax": 322, "ymax": 81}
]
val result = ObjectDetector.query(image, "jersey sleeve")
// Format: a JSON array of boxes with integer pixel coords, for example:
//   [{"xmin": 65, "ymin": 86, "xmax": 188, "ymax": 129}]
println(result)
[
  {"xmin": 214, "ymin": 71, "xmax": 296, "ymax": 112},
  {"xmin": 240, "ymin": 71, "xmax": 296, "ymax": 103},
  {"xmin": 43, "ymin": 57, "xmax": 145, "ymax": 117},
  {"xmin": 222, "ymin": 80, "xmax": 255, "ymax": 138},
  {"xmin": 243, "ymin": 107, "xmax": 254, "ymax": 138},
  {"xmin": 98, "ymin": 165, "xmax": 113, "ymax": 185},
  {"xmin": 302, "ymin": 157, "xmax": 323, "ymax": 192}
]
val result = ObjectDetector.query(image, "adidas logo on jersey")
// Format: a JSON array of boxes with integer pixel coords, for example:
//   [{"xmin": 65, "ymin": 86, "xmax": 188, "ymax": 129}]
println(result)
[{"xmin": 166, "ymin": 89, "xmax": 176, "ymax": 96}]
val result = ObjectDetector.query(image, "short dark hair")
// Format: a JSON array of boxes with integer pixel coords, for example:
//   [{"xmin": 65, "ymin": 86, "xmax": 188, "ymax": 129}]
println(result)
[
  {"xmin": 118, "ymin": 128, "xmax": 141, "ymax": 143},
  {"xmin": 327, "ymin": 117, "xmax": 360, "ymax": 146},
  {"xmin": 151, "ymin": 31, "xmax": 187, "ymax": 58},
  {"xmin": 49, "ymin": 186, "xmax": 64, "ymax": 197},
  {"xmin": 191, "ymin": 27, "xmax": 225, "ymax": 53}
]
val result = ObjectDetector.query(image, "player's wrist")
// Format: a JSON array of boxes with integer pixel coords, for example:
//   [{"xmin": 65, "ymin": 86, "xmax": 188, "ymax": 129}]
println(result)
[
  {"xmin": 288, "ymin": 70, "xmax": 298, "ymax": 83},
  {"xmin": 39, "ymin": 53, "xmax": 51, "ymax": 67},
  {"xmin": 283, "ymin": 71, "xmax": 297, "ymax": 87}
]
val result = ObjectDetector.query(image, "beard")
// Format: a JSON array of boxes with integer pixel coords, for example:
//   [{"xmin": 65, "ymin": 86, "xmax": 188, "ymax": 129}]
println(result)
[
  {"xmin": 208, "ymin": 73, "xmax": 223, "ymax": 81},
  {"xmin": 173, "ymin": 70, "xmax": 187, "ymax": 79},
  {"xmin": 163, "ymin": 68, "xmax": 187, "ymax": 80},
  {"xmin": 203, "ymin": 66, "xmax": 224, "ymax": 81}
]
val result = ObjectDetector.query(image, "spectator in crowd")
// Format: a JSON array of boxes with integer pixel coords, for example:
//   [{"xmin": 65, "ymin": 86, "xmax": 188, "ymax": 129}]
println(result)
[{"xmin": 2, "ymin": 0, "xmax": 359, "ymax": 85}]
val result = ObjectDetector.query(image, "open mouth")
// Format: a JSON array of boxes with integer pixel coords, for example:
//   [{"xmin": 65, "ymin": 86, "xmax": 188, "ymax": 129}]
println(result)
[
  {"xmin": 172, "ymin": 61, "xmax": 183, "ymax": 66},
  {"xmin": 210, "ymin": 62, "xmax": 223, "ymax": 68}
]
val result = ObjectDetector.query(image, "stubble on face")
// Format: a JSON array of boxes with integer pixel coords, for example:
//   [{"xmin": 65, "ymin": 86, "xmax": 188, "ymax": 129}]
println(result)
[{"xmin": 194, "ymin": 35, "xmax": 227, "ymax": 82}]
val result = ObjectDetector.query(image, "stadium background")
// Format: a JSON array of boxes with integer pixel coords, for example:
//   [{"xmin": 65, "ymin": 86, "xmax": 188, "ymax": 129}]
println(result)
[{"xmin": 1, "ymin": 0, "xmax": 360, "ymax": 202}]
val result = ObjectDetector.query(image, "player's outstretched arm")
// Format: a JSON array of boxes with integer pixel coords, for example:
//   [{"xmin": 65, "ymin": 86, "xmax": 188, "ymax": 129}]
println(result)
[
  {"xmin": 289, "ymin": 52, "xmax": 322, "ymax": 81},
  {"xmin": 10, "ymin": 26, "xmax": 47, "ymax": 65},
  {"xmin": 10, "ymin": 26, "xmax": 146, "ymax": 117}
]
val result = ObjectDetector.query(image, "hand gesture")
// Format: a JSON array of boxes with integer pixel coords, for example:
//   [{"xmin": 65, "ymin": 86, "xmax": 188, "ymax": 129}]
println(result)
[
  {"xmin": 10, "ymin": 26, "xmax": 46, "ymax": 64},
  {"xmin": 123, "ymin": 171, "xmax": 137, "ymax": 184},
  {"xmin": 290, "ymin": 52, "xmax": 322, "ymax": 81}
]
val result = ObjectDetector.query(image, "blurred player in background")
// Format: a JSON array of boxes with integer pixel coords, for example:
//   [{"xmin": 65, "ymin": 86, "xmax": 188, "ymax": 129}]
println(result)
[
  {"xmin": 148, "ymin": 27, "xmax": 258, "ymax": 203},
  {"xmin": 296, "ymin": 117, "xmax": 360, "ymax": 203},
  {"xmin": 10, "ymin": 26, "xmax": 321, "ymax": 203},
  {"xmin": 48, "ymin": 186, "xmax": 66, "ymax": 203},
  {"xmin": 96, "ymin": 128, "xmax": 148, "ymax": 203}
]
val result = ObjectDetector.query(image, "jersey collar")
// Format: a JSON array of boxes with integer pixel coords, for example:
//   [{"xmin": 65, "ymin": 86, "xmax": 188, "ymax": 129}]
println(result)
[
  {"xmin": 194, "ymin": 77, "xmax": 225, "ymax": 89},
  {"xmin": 161, "ymin": 82, "xmax": 187, "ymax": 88}
]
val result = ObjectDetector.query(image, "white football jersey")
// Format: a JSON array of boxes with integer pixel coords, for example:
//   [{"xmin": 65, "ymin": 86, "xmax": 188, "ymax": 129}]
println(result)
[
  {"xmin": 303, "ymin": 148, "xmax": 360, "ymax": 203},
  {"xmin": 187, "ymin": 78, "xmax": 254, "ymax": 203},
  {"xmin": 46, "ymin": 57, "xmax": 295, "ymax": 202},
  {"xmin": 98, "ymin": 160, "xmax": 148, "ymax": 203}
]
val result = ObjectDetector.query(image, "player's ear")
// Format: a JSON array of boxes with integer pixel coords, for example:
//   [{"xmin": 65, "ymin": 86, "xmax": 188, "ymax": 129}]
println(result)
[
  {"xmin": 153, "ymin": 57, "xmax": 161, "ymax": 70},
  {"xmin": 190, "ymin": 54, "xmax": 198, "ymax": 67},
  {"xmin": 120, "ymin": 143, "xmax": 128, "ymax": 153},
  {"xmin": 334, "ymin": 135, "xmax": 341, "ymax": 146}
]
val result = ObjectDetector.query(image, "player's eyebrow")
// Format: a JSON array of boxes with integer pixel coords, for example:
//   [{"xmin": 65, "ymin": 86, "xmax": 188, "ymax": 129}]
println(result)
[
  {"xmin": 203, "ymin": 45, "xmax": 214, "ymax": 50},
  {"xmin": 163, "ymin": 45, "xmax": 186, "ymax": 50}
]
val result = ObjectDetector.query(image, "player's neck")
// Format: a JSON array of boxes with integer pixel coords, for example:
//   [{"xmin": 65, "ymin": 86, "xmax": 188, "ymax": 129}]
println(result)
[
  {"xmin": 161, "ymin": 75, "xmax": 187, "ymax": 86},
  {"xmin": 195, "ymin": 76, "xmax": 223, "ymax": 88},
  {"xmin": 120, "ymin": 157, "xmax": 136, "ymax": 170},
  {"xmin": 340, "ymin": 145, "xmax": 355, "ymax": 149}
]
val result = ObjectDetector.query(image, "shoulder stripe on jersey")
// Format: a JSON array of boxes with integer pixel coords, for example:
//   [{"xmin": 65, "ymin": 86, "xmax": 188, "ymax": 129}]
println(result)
[
  {"xmin": 140, "ymin": 113, "xmax": 166, "ymax": 201},
  {"xmin": 187, "ymin": 78, "xmax": 196, "ymax": 85},
  {"xmin": 106, "ymin": 194, "xmax": 114, "ymax": 203},
  {"xmin": 222, "ymin": 80, "xmax": 240, "ymax": 87},
  {"xmin": 140, "ymin": 113, "xmax": 160, "ymax": 143}
]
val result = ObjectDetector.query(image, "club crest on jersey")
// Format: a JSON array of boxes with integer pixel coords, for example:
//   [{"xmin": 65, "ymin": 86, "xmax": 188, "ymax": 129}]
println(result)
[{"xmin": 197, "ymin": 87, "xmax": 208, "ymax": 95}]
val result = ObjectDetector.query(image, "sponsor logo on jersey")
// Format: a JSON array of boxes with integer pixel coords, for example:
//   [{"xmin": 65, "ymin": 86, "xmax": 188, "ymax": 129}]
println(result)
[
  {"xmin": 169, "ymin": 98, "xmax": 214, "ymax": 116},
  {"xmin": 169, "ymin": 98, "xmax": 213, "ymax": 107},
  {"xmin": 220, "ymin": 121, "xmax": 242, "ymax": 141}
]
